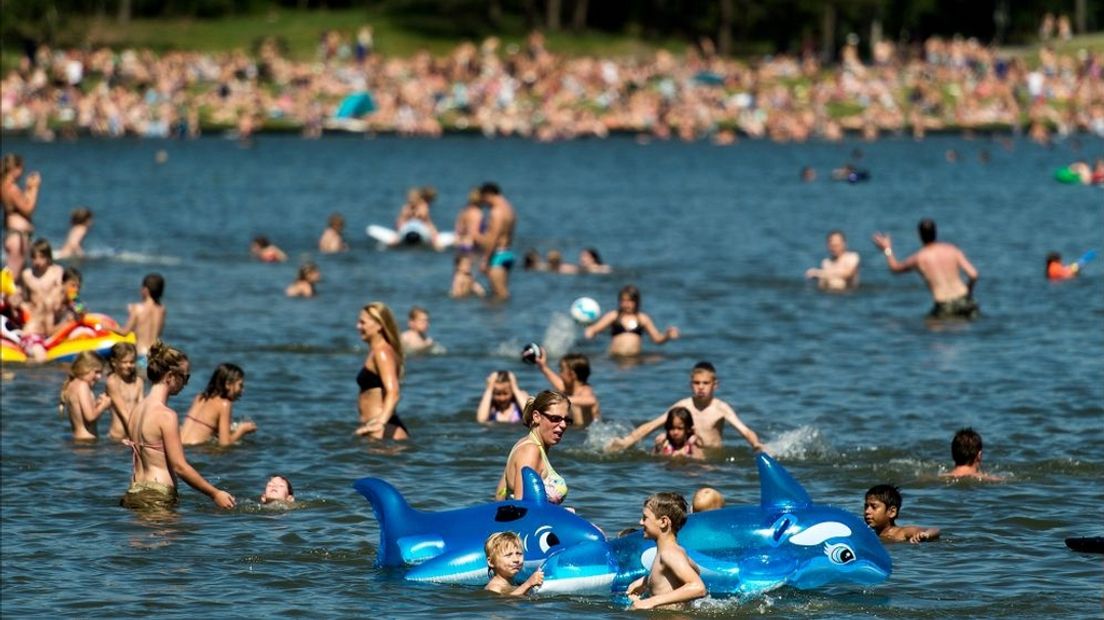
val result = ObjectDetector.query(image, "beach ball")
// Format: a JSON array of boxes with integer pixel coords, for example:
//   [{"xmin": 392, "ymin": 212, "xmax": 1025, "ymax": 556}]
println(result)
[{"xmin": 570, "ymin": 297, "xmax": 601, "ymax": 324}]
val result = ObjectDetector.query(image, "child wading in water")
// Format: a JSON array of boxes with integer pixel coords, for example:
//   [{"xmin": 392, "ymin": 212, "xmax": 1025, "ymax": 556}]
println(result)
[
  {"xmin": 179, "ymin": 363, "xmax": 257, "ymax": 446},
  {"xmin": 60, "ymin": 351, "xmax": 112, "ymax": 440},
  {"xmin": 105, "ymin": 342, "xmax": 145, "ymax": 440},
  {"xmin": 535, "ymin": 350, "xmax": 600, "ymax": 426},
  {"xmin": 123, "ymin": 273, "xmax": 166, "ymax": 359},
  {"xmin": 627, "ymin": 492, "xmax": 706, "ymax": 610},
  {"xmin": 863, "ymin": 485, "xmax": 941, "ymax": 543},
  {"xmin": 483, "ymin": 532, "xmax": 544, "ymax": 596}
]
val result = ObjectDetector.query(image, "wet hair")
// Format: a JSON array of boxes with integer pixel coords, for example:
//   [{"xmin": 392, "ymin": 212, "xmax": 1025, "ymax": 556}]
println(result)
[
  {"xmin": 951, "ymin": 427, "xmax": 983, "ymax": 466},
  {"xmin": 297, "ymin": 262, "xmax": 319, "ymax": 281},
  {"xmin": 108, "ymin": 342, "xmax": 138, "ymax": 372},
  {"xmin": 692, "ymin": 487, "xmax": 725, "ymax": 512},
  {"xmin": 918, "ymin": 218, "xmax": 937, "ymax": 244},
  {"xmin": 60, "ymin": 351, "xmax": 104, "ymax": 408},
  {"xmin": 493, "ymin": 370, "xmax": 511, "ymax": 383},
  {"xmin": 664, "ymin": 406, "xmax": 695, "ymax": 435},
  {"xmin": 30, "ymin": 238, "xmax": 53, "ymax": 261},
  {"xmin": 618, "ymin": 284, "xmax": 641, "ymax": 310},
  {"xmin": 419, "ymin": 186, "xmax": 438, "ymax": 203},
  {"xmin": 692, "ymin": 360, "xmax": 716, "ymax": 376},
  {"xmin": 523, "ymin": 249, "xmax": 541, "ymax": 270},
  {"xmin": 252, "ymin": 235, "xmax": 271, "ymax": 248},
  {"xmin": 865, "ymin": 484, "xmax": 902, "ymax": 512},
  {"xmin": 0, "ymin": 153, "xmax": 24, "ymax": 178},
  {"xmin": 581, "ymin": 248, "xmax": 604, "ymax": 264},
  {"xmin": 480, "ymin": 182, "xmax": 501, "ymax": 196},
  {"xmin": 826, "ymin": 229, "xmax": 846, "ymax": 242},
  {"xmin": 70, "ymin": 207, "xmax": 93, "ymax": 225},
  {"xmin": 522, "ymin": 389, "xmax": 572, "ymax": 427},
  {"xmin": 62, "ymin": 266, "xmax": 82, "ymax": 287},
  {"xmin": 1045, "ymin": 252, "xmax": 1061, "ymax": 276},
  {"xmin": 408, "ymin": 305, "xmax": 428, "ymax": 320},
  {"xmin": 362, "ymin": 302, "xmax": 404, "ymax": 379},
  {"xmin": 146, "ymin": 340, "xmax": 189, "ymax": 384},
  {"xmin": 644, "ymin": 492, "xmax": 689, "ymax": 533},
  {"xmin": 560, "ymin": 353, "xmax": 591, "ymax": 384},
  {"xmin": 269, "ymin": 474, "xmax": 294, "ymax": 497},
  {"xmin": 200, "ymin": 363, "xmax": 245, "ymax": 400},
  {"xmin": 142, "ymin": 273, "xmax": 165, "ymax": 303},
  {"xmin": 484, "ymin": 531, "xmax": 522, "ymax": 563},
  {"xmin": 328, "ymin": 212, "xmax": 345, "ymax": 229},
  {"xmin": 466, "ymin": 188, "xmax": 482, "ymax": 205}
]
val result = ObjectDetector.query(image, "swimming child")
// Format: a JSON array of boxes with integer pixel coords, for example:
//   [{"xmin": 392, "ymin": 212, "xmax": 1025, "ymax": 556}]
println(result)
[
  {"xmin": 179, "ymin": 363, "xmax": 257, "ymax": 446},
  {"xmin": 55, "ymin": 207, "xmax": 93, "ymax": 260},
  {"xmin": 450, "ymin": 253, "xmax": 486, "ymax": 298},
  {"xmin": 545, "ymin": 250, "xmax": 578, "ymax": 274},
  {"xmin": 656, "ymin": 407, "xmax": 704, "ymax": 458},
  {"xmin": 483, "ymin": 531, "xmax": 544, "ymax": 596},
  {"xmin": 286, "ymin": 262, "xmax": 321, "ymax": 297},
  {"xmin": 476, "ymin": 370, "xmax": 531, "ymax": 424},
  {"xmin": 1045, "ymin": 252, "xmax": 1081, "ymax": 281},
  {"xmin": 692, "ymin": 487, "xmax": 724, "ymax": 512},
  {"xmin": 578, "ymin": 248, "xmax": 611, "ymax": 274},
  {"xmin": 318, "ymin": 213, "xmax": 348, "ymax": 253},
  {"xmin": 940, "ymin": 428, "xmax": 1003, "ymax": 481},
  {"xmin": 260, "ymin": 475, "xmax": 295, "ymax": 504},
  {"xmin": 53, "ymin": 266, "xmax": 86, "ymax": 326},
  {"xmin": 534, "ymin": 349, "xmax": 600, "ymax": 426},
  {"xmin": 250, "ymin": 236, "xmax": 287, "ymax": 263},
  {"xmin": 863, "ymin": 485, "xmax": 941, "ymax": 543},
  {"xmin": 400, "ymin": 306, "xmax": 437, "ymax": 354},
  {"xmin": 122, "ymin": 273, "xmax": 166, "ymax": 358},
  {"xmin": 626, "ymin": 492, "xmax": 706, "ymax": 610},
  {"xmin": 105, "ymin": 342, "xmax": 145, "ymax": 441},
  {"xmin": 59, "ymin": 351, "xmax": 112, "ymax": 440}
]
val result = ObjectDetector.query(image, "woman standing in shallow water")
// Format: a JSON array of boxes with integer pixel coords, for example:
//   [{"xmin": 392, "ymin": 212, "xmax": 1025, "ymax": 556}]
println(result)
[
  {"xmin": 121, "ymin": 340, "xmax": 235, "ymax": 511},
  {"xmin": 355, "ymin": 302, "xmax": 408, "ymax": 439},
  {"xmin": 583, "ymin": 284, "xmax": 679, "ymax": 357}
]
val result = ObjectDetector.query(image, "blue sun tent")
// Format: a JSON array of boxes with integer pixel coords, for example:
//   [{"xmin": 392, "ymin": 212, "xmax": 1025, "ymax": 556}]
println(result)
[{"xmin": 335, "ymin": 92, "xmax": 376, "ymax": 119}]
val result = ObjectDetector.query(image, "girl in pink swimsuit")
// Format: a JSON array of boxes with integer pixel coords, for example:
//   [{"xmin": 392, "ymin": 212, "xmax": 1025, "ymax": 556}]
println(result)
[{"xmin": 653, "ymin": 406, "xmax": 704, "ymax": 459}]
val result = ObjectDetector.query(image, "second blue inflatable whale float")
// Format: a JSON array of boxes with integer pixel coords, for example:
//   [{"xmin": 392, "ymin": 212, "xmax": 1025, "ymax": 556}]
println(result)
[{"xmin": 353, "ymin": 454, "xmax": 891, "ymax": 597}]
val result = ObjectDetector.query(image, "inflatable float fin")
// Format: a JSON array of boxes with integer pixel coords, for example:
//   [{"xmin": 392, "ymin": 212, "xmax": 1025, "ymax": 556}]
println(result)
[
  {"xmin": 757, "ymin": 454, "xmax": 812, "ymax": 511},
  {"xmin": 353, "ymin": 476, "xmax": 418, "ymax": 566},
  {"xmin": 519, "ymin": 466, "xmax": 548, "ymax": 505}
]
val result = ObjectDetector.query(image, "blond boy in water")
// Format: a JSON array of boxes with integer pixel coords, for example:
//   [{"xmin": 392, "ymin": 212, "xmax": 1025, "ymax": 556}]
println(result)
[
  {"xmin": 483, "ymin": 532, "xmax": 544, "ymax": 596},
  {"xmin": 627, "ymin": 492, "xmax": 706, "ymax": 610}
]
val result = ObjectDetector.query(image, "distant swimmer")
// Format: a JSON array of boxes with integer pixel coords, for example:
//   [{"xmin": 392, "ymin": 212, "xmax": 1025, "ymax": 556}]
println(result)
[
  {"xmin": 400, "ymin": 305, "xmax": 437, "ymax": 354},
  {"xmin": 578, "ymin": 248, "xmax": 612, "ymax": 274},
  {"xmin": 546, "ymin": 250, "xmax": 578, "ymax": 274},
  {"xmin": 873, "ymin": 218, "xmax": 980, "ymax": 320},
  {"xmin": 286, "ymin": 262, "xmax": 321, "ymax": 297},
  {"xmin": 831, "ymin": 164, "xmax": 870, "ymax": 184},
  {"xmin": 863, "ymin": 485, "xmax": 940, "ymax": 544},
  {"xmin": 478, "ymin": 182, "xmax": 517, "ymax": 300},
  {"xmin": 2, "ymin": 153, "xmax": 41, "ymax": 280},
  {"xmin": 1045, "ymin": 251, "xmax": 1094, "ymax": 281},
  {"xmin": 355, "ymin": 302, "xmax": 407, "ymax": 439},
  {"xmin": 250, "ymin": 235, "xmax": 287, "ymax": 263},
  {"xmin": 318, "ymin": 213, "xmax": 349, "ymax": 253},
  {"xmin": 583, "ymin": 285, "xmax": 678, "ymax": 357},
  {"xmin": 534, "ymin": 349, "xmax": 600, "ymax": 426},
  {"xmin": 450, "ymin": 253, "xmax": 486, "ymax": 298},
  {"xmin": 939, "ymin": 428, "xmax": 1004, "ymax": 481},
  {"xmin": 55, "ymin": 207, "xmax": 94, "ymax": 260},
  {"xmin": 453, "ymin": 188, "xmax": 483, "ymax": 254},
  {"xmin": 123, "ymin": 273, "xmax": 166, "ymax": 358},
  {"xmin": 396, "ymin": 186, "xmax": 441, "ymax": 247},
  {"xmin": 805, "ymin": 230, "xmax": 860, "ymax": 291}
]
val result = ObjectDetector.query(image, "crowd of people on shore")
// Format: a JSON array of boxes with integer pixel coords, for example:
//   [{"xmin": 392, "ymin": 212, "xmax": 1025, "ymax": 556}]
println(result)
[{"xmin": 3, "ymin": 28, "xmax": 1103, "ymax": 143}]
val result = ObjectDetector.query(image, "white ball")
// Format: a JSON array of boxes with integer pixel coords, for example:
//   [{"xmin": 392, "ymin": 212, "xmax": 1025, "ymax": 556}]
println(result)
[{"xmin": 570, "ymin": 297, "xmax": 601, "ymax": 324}]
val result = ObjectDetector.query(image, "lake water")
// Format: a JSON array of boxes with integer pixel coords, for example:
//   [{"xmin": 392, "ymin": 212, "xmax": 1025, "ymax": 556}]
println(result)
[{"xmin": 1, "ymin": 134, "xmax": 1101, "ymax": 618}]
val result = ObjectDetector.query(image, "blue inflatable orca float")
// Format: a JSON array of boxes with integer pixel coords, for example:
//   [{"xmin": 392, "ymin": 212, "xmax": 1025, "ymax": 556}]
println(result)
[
  {"xmin": 353, "ymin": 467, "xmax": 604, "ymax": 584},
  {"xmin": 539, "ymin": 454, "xmax": 891, "ymax": 597}
]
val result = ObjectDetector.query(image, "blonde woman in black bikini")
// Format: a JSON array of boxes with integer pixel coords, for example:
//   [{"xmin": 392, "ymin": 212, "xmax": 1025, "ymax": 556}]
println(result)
[
  {"xmin": 355, "ymin": 302, "xmax": 407, "ymax": 439},
  {"xmin": 180, "ymin": 363, "xmax": 257, "ymax": 446},
  {"xmin": 121, "ymin": 340, "xmax": 235, "ymax": 511}
]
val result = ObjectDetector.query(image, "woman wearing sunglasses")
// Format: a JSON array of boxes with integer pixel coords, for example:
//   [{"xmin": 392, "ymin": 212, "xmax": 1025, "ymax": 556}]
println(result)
[
  {"xmin": 120, "ymin": 340, "xmax": 236, "ymax": 512},
  {"xmin": 495, "ymin": 390, "xmax": 573, "ymax": 505}
]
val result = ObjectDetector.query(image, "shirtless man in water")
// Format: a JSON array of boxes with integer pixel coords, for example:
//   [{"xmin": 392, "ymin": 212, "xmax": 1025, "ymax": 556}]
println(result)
[
  {"xmin": 806, "ymin": 230, "xmax": 860, "ymax": 290},
  {"xmin": 478, "ymin": 182, "xmax": 517, "ymax": 300},
  {"xmin": 873, "ymin": 219, "xmax": 979, "ymax": 320},
  {"xmin": 609, "ymin": 361, "xmax": 766, "ymax": 453}
]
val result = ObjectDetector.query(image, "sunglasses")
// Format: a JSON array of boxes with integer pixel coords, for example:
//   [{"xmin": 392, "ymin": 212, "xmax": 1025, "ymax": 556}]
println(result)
[
  {"xmin": 539, "ymin": 412, "xmax": 573, "ymax": 426},
  {"xmin": 176, "ymin": 371, "xmax": 190, "ymax": 386}
]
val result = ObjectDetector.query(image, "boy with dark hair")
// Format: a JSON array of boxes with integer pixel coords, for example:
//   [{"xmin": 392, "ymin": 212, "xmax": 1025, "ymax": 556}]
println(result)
[
  {"xmin": 627, "ymin": 492, "xmax": 706, "ymax": 610},
  {"xmin": 123, "ymin": 273, "xmax": 166, "ymax": 358},
  {"xmin": 535, "ymin": 349, "xmax": 600, "ymax": 426},
  {"xmin": 942, "ymin": 427, "xmax": 1003, "ymax": 481},
  {"xmin": 863, "ymin": 485, "xmax": 940, "ymax": 543}
]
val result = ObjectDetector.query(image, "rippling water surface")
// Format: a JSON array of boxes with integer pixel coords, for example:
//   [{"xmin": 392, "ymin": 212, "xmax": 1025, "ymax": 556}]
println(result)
[{"xmin": 2, "ymin": 135, "xmax": 1101, "ymax": 618}]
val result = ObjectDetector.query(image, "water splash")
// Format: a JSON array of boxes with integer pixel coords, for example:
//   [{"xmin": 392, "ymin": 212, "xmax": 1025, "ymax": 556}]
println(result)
[
  {"xmin": 581, "ymin": 420, "xmax": 635, "ymax": 453},
  {"xmin": 83, "ymin": 247, "xmax": 182, "ymax": 266},
  {"xmin": 541, "ymin": 312, "xmax": 578, "ymax": 359},
  {"xmin": 762, "ymin": 426, "xmax": 831, "ymax": 460}
]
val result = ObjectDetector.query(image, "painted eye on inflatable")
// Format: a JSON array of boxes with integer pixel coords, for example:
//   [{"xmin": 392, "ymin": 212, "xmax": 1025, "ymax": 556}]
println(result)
[
  {"xmin": 538, "ymin": 530, "xmax": 561, "ymax": 553},
  {"xmin": 824, "ymin": 543, "xmax": 856, "ymax": 565}
]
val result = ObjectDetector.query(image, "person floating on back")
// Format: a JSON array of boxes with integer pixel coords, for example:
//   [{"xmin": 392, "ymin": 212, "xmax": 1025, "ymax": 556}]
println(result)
[
  {"xmin": 873, "ymin": 218, "xmax": 980, "ymax": 320},
  {"xmin": 940, "ymin": 427, "xmax": 1004, "ymax": 481},
  {"xmin": 483, "ymin": 531, "xmax": 544, "ymax": 596},
  {"xmin": 863, "ymin": 484, "xmax": 940, "ymax": 544},
  {"xmin": 626, "ymin": 492, "xmax": 706, "ymax": 610}
]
